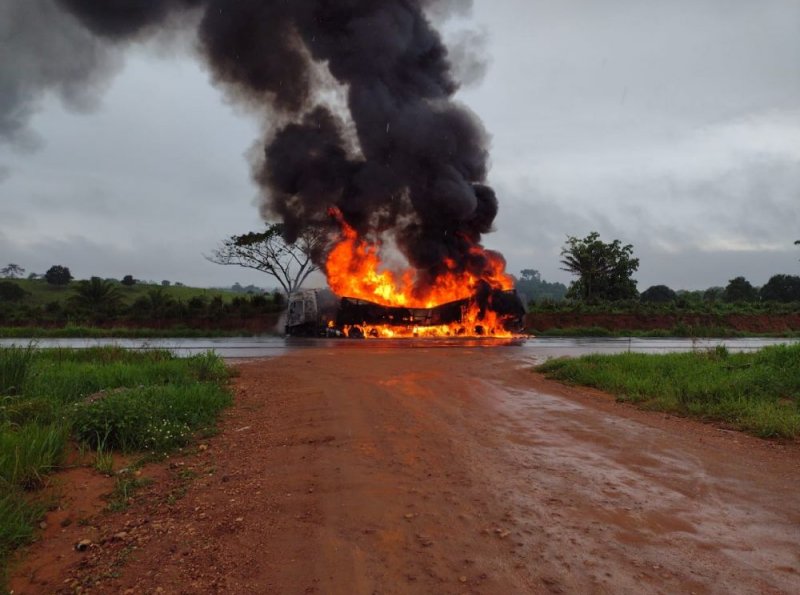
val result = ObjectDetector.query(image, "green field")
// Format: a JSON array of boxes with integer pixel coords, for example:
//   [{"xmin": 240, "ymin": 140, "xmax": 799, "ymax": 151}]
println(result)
[
  {"xmin": 4, "ymin": 278, "xmax": 241, "ymax": 308},
  {"xmin": 0, "ymin": 326, "xmax": 261, "ymax": 338},
  {"xmin": 0, "ymin": 346, "xmax": 232, "ymax": 583},
  {"xmin": 537, "ymin": 343, "xmax": 800, "ymax": 438}
]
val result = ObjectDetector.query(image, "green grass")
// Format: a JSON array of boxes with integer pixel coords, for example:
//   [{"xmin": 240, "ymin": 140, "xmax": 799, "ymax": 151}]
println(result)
[
  {"xmin": 0, "ymin": 346, "xmax": 233, "ymax": 583},
  {"xmin": 0, "ymin": 489, "xmax": 44, "ymax": 580},
  {"xmin": 106, "ymin": 476, "xmax": 153, "ymax": 512},
  {"xmin": 72, "ymin": 383, "xmax": 231, "ymax": 452},
  {"xmin": 0, "ymin": 423, "xmax": 68, "ymax": 489},
  {"xmin": 537, "ymin": 343, "xmax": 800, "ymax": 438},
  {"xmin": 0, "ymin": 345, "xmax": 35, "ymax": 395},
  {"xmin": 93, "ymin": 448, "xmax": 114, "ymax": 476}
]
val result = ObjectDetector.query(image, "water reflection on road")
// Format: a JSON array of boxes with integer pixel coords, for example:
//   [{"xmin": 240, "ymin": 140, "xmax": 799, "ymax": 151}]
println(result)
[{"xmin": 1, "ymin": 335, "xmax": 796, "ymax": 360}]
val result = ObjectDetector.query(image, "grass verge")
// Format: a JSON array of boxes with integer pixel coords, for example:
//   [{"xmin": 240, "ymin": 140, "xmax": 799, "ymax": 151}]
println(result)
[
  {"xmin": 536, "ymin": 343, "xmax": 800, "ymax": 438},
  {"xmin": 0, "ymin": 345, "xmax": 232, "ymax": 584}
]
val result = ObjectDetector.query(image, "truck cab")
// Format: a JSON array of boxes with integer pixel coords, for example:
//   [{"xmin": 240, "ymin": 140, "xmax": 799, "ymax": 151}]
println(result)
[{"xmin": 285, "ymin": 289, "xmax": 341, "ymax": 336}]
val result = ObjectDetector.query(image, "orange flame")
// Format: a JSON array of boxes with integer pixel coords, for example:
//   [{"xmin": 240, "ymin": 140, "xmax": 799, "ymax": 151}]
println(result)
[{"xmin": 324, "ymin": 208, "xmax": 516, "ymax": 338}]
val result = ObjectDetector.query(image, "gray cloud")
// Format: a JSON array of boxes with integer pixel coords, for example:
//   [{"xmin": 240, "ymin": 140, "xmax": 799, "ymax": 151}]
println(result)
[{"xmin": 0, "ymin": 0, "xmax": 121, "ymax": 146}]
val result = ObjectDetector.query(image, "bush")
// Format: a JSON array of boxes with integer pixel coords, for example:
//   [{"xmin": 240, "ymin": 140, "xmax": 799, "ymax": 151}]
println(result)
[
  {"xmin": 0, "ymin": 283, "xmax": 26, "ymax": 303},
  {"xmin": 640, "ymin": 285, "xmax": 677, "ymax": 303}
]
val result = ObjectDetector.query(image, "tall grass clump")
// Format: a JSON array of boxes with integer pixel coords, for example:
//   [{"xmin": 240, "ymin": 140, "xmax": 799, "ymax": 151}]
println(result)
[
  {"xmin": 0, "ymin": 345, "xmax": 35, "ymax": 396},
  {"xmin": 0, "ymin": 423, "xmax": 68, "ymax": 489},
  {"xmin": 537, "ymin": 342, "xmax": 800, "ymax": 438}
]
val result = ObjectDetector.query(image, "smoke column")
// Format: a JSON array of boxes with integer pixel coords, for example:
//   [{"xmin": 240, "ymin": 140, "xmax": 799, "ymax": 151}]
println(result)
[{"xmin": 2, "ymin": 0, "xmax": 504, "ymax": 297}]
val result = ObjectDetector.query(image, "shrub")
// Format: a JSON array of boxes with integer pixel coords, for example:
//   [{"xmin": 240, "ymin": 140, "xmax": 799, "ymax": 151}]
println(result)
[
  {"xmin": 640, "ymin": 285, "xmax": 677, "ymax": 303},
  {"xmin": 0, "ymin": 283, "xmax": 26, "ymax": 303}
]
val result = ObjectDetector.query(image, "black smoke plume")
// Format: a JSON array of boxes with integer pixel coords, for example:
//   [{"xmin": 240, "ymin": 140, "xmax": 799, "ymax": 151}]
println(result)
[{"xmin": 5, "ymin": 0, "xmax": 505, "ymax": 297}]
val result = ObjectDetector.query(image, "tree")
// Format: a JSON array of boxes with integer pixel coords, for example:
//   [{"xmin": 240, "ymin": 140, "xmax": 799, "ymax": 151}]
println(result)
[
  {"xmin": 44, "ymin": 265, "xmax": 72, "ymax": 286},
  {"xmin": 640, "ymin": 285, "xmax": 677, "ymax": 303},
  {"xmin": 703, "ymin": 286, "xmax": 724, "ymax": 303},
  {"xmin": 560, "ymin": 232, "xmax": 639, "ymax": 302},
  {"xmin": 129, "ymin": 288, "xmax": 177, "ymax": 320},
  {"xmin": 121, "ymin": 275, "xmax": 136, "ymax": 286},
  {"xmin": 723, "ymin": 276, "xmax": 758, "ymax": 303},
  {"xmin": 760, "ymin": 275, "xmax": 800, "ymax": 303},
  {"xmin": 515, "ymin": 269, "xmax": 567, "ymax": 303},
  {"xmin": 70, "ymin": 277, "xmax": 124, "ymax": 313},
  {"xmin": 1, "ymin": 263, "xmax": 25, "ymax": 278},
  {"xmin": 208, "ymin": 223, "xmax": 322, "ymax": 296}
]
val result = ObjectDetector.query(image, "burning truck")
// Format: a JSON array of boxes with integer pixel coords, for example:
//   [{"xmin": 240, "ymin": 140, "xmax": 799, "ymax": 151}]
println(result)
[
  {"xmin": 284, "ymin": 209, "xmax": 527, "ymax": 339},
  {"xmin": 285, "ymin": 287, "xmax": 526, "ymax": 339},
  {"xmin": 41, "ymin": 2, "xmax": 530, "ymax": 332}
]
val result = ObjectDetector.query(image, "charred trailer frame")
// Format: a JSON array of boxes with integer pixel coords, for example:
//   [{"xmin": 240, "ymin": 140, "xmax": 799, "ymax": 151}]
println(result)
[{"xmin": 285, "ymin": 288, "xmax": 526, "ymax": 337}]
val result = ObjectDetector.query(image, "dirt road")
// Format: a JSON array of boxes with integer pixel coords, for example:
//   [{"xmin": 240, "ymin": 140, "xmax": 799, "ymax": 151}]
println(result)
[{"xmin": 13, "ymin": 345, "xmax": 800, "ymax": 594}]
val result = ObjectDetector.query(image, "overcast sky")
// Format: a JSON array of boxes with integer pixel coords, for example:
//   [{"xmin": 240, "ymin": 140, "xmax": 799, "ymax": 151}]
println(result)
[{"xmin": 1, "ymin": 0, "xmax": 798, "ymax": 291}]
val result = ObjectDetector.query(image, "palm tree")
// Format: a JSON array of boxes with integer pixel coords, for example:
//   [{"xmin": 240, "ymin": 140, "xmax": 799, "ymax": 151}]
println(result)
[{"xmin": 70, "ymin": 277, "xmax": 124, "ymax": 314}]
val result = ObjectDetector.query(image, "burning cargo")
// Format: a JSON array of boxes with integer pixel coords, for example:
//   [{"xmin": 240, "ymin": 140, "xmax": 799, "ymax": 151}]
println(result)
[{"xmin": 285, "ymin": 288, "xmax": 526, "ymax": 339}]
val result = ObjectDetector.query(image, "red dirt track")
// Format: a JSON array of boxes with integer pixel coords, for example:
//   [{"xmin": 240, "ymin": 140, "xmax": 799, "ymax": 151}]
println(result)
[{"xmin": 12, "ymin": 345, "xmax": 800, "ymax": 594}]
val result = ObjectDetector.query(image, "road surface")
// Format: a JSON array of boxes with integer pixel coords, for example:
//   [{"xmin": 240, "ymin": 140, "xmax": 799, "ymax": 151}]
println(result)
[{"xmin": 12, "ymin": 345, "xmax": 800, "ymax": 594}]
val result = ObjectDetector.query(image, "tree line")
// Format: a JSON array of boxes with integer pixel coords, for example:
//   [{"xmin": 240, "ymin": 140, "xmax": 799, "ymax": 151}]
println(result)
[
  {"xmin": 517, "ymin": 232, "xmax": 800, "ymax": 306},
  {"xmin": 0, "ymin": 274, "xmax": 284, "ymax": 327}
]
